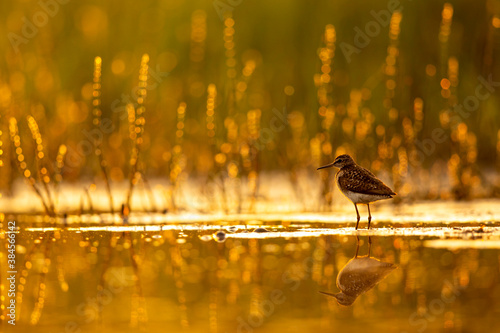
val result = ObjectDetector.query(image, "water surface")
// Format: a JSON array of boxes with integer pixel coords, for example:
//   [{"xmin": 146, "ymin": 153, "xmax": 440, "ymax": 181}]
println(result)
[{"xmin": 3, "ymin": 221, "xmax": 500, "ymax": 333}]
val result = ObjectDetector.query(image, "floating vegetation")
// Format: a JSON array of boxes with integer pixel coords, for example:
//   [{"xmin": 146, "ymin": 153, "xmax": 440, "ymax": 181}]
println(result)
[{"xmin": 213, "ymin": 230, "xmax": 227, "ymax": 242}]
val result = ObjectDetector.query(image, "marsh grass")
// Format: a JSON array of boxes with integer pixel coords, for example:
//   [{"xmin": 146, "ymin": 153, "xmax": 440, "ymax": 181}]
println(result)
[
  {"xmin": 315, "ymin": 24, "xmax": 336, "ymax": 209},
  {"xmin": 1, "ymin": 2, "xmax": 500, "ymax": 218},
  {"xmin": 125, "ymin": 54, "xmax": 150, "ymax": 212},
  {"xmin": 92, "ymin": 57, "xmax": 115, "ymax": 214},
  {"xmin": 169, "ymin": 102, "xmax": 187, "ymax": 212},
  {"xmin": 53, "ymin": 144, "xmax": 67, "ymax": 202},
  {"xmin": 8, "ymin": 117, "xmax": 53, "ymax": 215},
  {"xmin": 27, "ymin": 115, "xmax": 55, "ymax": 214}
]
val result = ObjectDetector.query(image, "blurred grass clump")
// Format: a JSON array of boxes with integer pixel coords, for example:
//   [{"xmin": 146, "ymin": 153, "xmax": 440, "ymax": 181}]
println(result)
[{"xmin": 1, "ymin": 0, "xmax": 500, "ymax": 214}]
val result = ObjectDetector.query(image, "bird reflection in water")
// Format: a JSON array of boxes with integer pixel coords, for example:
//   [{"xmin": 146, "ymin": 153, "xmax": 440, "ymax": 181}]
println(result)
[{"xmin": 320, "ymin": 236, "xmax": 396, "ymax": 306}]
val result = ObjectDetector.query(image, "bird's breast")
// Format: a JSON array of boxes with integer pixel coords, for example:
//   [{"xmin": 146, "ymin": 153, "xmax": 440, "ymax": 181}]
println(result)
[
  {"xmin": 335, "ymin": 170, "xmax": 344, "ymax": 191},
  {"xmin": 336, "ymin": 170, "xmax": 355, "ymax": 201}
]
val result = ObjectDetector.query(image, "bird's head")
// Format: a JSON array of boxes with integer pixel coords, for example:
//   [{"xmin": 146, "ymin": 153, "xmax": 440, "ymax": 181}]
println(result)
[
  {"xmin": 319, "ymin": 291, "xmax": 357, "ymax": 306},
  {"xmin": 317, "ymin": 154, "xmax": 355, "ymax": 170}
]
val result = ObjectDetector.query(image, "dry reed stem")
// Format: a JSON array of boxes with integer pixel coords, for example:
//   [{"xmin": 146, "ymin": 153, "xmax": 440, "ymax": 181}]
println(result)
[
  {"xmin": 27, "ymin": 115, "xmax": 55, "ymax": 214},
  {"xmin": 126, "ymin": 54, "xmax": 149, "ymax": 212},
  {"xmin": 8, "ymin": 117, "xmax": 52, "ymax": 215},
  {"xmin": 93, "ymin": 56, "xmax": 115, "ymax": 214}
]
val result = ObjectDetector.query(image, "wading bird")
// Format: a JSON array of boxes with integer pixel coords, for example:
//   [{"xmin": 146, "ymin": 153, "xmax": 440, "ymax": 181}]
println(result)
[{"xmin": 317, "ymin": 154, "xmax": 396, "ymax": 229}]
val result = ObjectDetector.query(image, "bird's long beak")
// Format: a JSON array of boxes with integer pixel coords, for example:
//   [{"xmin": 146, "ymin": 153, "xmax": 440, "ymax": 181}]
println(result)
[
  {"xmin": 318, "ymin": 291, "xmax": 337, "ymax": 297},
  {"xmin": 317, "ymin": 162, "xmax": 335, "ymax": 170}
]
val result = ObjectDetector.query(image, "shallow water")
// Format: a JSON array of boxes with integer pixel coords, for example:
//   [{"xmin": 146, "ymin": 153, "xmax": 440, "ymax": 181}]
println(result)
[{"xmin": 2, "ymin": 220, "xmax": 500, "ymax": 333}]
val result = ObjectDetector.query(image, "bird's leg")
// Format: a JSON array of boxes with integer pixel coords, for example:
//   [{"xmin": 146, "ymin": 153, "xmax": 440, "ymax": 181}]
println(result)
[
  {"xmin": 368, "ymin": 236, "xmax": 372, "ymax": 257},
  {"xmin": 354, "ymin": 203, "xmax": 360, "ymax": 230},
  {"xmin": 367, "ymin": 203, "xmax": 372, "ymax": 229},
  {"xmin": 355, "ymin": 235, "xmax": 360, "ymax": 258}
]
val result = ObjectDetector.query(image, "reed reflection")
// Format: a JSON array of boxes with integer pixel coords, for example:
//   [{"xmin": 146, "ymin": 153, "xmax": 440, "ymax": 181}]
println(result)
[{"xmin": 320, "ymin": 236, "xmax": 396, "ymax": 306}]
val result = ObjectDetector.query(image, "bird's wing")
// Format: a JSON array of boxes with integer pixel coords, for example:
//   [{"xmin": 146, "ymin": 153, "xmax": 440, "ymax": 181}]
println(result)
[
  {"xmin": 338, "ymin": 166, "xmax": 396, "ymax": 196},
  {"xmin": 360, "ymin": 166, "xmax": 376, "ymax": 177}
]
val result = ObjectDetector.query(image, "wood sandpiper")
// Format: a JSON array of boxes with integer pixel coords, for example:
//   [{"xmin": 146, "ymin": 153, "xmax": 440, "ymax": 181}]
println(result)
[{"xmin": 317, "ymin": 154, "xmax": 396, "ymax": 229}]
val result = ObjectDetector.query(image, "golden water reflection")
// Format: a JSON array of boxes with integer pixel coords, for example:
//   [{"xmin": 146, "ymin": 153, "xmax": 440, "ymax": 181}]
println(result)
[
  {"xmin": 2, "ymin": 224, "xmax": 500, "ymax": 332},
  {"xmin": 319, "ymin": 236, "xmax": 396, "ymax": 306}
]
